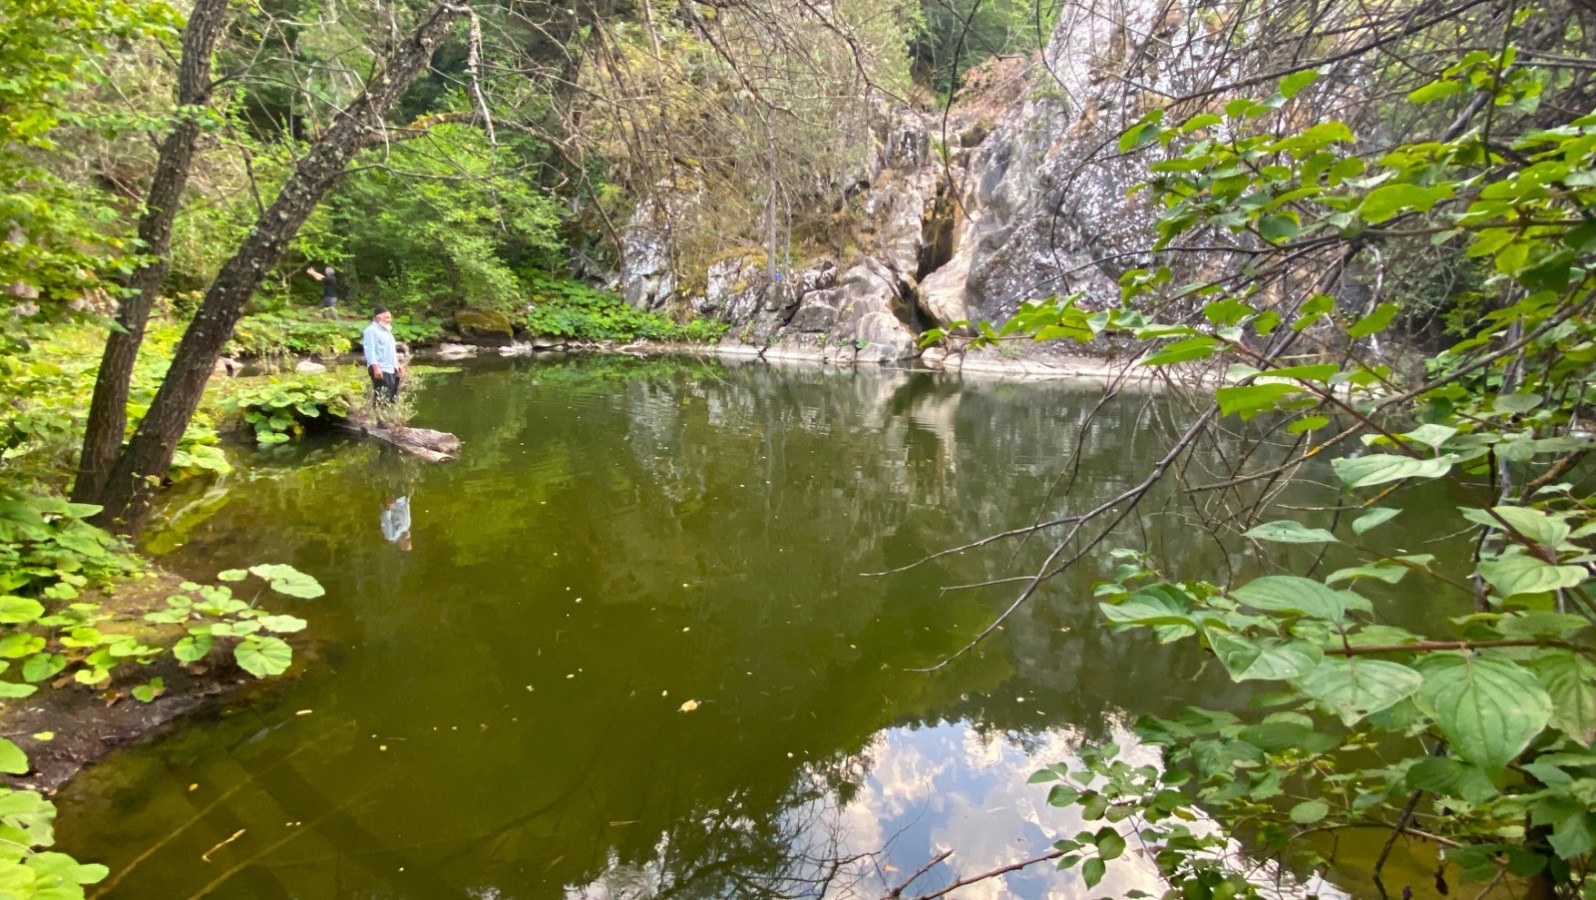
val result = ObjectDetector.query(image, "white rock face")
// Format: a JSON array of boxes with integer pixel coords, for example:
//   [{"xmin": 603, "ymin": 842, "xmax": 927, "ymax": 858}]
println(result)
[
  {"xmin": 615, "ymin": 0, "xmax": 1228, "ymax": 366},
  {"xmin": 294, "ymin": 360, "xmax": 327, "ymax": 374}
]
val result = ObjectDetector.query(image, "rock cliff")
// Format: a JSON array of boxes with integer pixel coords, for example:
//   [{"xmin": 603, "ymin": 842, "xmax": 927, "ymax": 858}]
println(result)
[{"xmin": 617, "ymin": 0, "xmax": 1215, "ymax": 368}]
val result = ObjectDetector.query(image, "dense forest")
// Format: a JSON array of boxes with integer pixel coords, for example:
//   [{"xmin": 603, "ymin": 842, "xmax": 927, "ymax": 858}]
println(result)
[{"xmin": 4, "ymin": 0, "xmax": 1596, "ymax": 896}]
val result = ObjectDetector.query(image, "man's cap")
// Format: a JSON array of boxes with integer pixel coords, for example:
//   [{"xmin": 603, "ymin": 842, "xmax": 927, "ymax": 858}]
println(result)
[{"xmin": 372, "ymin": 306, "xmax": 389, "ymax": 317}]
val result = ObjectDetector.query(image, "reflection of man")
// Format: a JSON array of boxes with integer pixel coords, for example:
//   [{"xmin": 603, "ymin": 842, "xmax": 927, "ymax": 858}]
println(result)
[
  {"xmin": 363, "ymin": 306, "xmax": 403, "ymax": 406},
  {"xmin": 381, "ymin": 495, "xmax": 412, "ymax": 551}
]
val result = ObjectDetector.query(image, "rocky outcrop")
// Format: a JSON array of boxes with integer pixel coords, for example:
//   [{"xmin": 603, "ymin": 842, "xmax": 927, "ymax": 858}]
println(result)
[
  {"xmin": 614, "ymin": 0, "xmax": 1217, "ymax": 367},
  {"xmin": 453, "ymin": 308, "xmax": 515, "ymax": 343}
]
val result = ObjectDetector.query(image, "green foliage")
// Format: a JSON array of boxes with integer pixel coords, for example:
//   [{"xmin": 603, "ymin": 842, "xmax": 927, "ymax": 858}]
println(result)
[
  {"xmin": 333, "ymin": 126, "xmax": 565, "ymax": 314},
  {"xmin": 227, "ymin": 311, "xmax": 356, "ymax": 360},
  {"xmin": 1031, "ymin": 743, "xmax": 1259, "ymax": 898},
  {"xmin": 0, "ymin": 0, "xmax": 178, "ymax": 308},
  {"xmin": 909, "ymin": 0, "xmax": 1044, "ymax": 98},
  {"xmin": 0, "ymin": 740, "xmax": 109, "ymax": 898},
  {"xmin": 523, "ymin": 276, "xmax": 728, "ymax": 343},
  {"xmin": 2, "ymin": 546, "xmax": 315, "ymax": 695},
  {"xmin": 984, "ymin": 41, "xmax": 1596, "ymax": 898},
  {"xmin": 218, "ymin": 374, "xmax": 359, "ymax": 446},
  {"xmin": 0, "ymin": 487, "xmax": 135, "ymax": 600},
  {"xmin": 0, "ymin": 323, "xmax": 232, "ymax": 484}
]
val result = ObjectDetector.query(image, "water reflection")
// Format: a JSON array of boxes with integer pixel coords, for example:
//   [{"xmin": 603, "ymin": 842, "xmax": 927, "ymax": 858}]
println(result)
[{"xmin": 63, "ymin": 356, "xmax": 1374, "ymax": 897}]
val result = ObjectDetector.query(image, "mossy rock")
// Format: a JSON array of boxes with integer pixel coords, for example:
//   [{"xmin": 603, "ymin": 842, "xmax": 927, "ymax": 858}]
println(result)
[{"xmin": 453, "ymin": 308, "xmax": 514, "ymax": 340}]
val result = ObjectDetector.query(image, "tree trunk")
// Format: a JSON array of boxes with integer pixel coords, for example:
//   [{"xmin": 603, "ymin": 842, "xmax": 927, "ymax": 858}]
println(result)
[
  {"xmin": 91, "ymin": 2, "xmax": 467, "ymax": 534},
  {"xmin": 73, "ymin": 0, "xmax": 229, "ymax": 505}
]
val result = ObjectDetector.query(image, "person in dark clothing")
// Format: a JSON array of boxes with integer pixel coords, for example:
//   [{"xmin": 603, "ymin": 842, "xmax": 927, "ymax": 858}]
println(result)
[{"xmin": 307, "ymin": 265, "xmax": 338, "ymax": 311}]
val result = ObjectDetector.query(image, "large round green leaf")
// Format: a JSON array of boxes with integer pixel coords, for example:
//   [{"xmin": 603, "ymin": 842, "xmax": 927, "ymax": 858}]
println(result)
[
  {"xmin": 1415, "ymin": 654, "xmax": 1551, "ymax": 773},
  {"xmin": 1230, "ymin": 576, "xmax": 1346, "ymax": 621},
  {"xmin": 1294, "ymin": 658, "xmax": 1422, "ymax": 726},
  {"xmin": 234, "ymin": 637, "xmax": 293, "ymax": 678},
  {"xmin": 247, "ymin": 564, "xmax": 325, "ymax": 599}
]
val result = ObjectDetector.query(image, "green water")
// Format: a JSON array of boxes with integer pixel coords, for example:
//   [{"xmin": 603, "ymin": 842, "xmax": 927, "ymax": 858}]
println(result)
[{"xmin": 55, "ymin": 356, "xmax": 1438, "ymax": 898}]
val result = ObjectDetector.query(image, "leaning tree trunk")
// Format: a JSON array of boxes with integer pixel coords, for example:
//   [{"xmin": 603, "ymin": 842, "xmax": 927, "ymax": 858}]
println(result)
[
  {"xmin": 91, "ymin": 1, "xmax": 467, "ymax": 534},
  {"xmin": 74, "ymin": 0, "xmax": 229, "ymax": 504}
]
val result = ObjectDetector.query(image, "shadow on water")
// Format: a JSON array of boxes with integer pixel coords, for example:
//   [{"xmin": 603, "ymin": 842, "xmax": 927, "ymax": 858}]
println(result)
[{"xmin": 58, "ymin": 356, "xmax": 1467, "ymax": 898}]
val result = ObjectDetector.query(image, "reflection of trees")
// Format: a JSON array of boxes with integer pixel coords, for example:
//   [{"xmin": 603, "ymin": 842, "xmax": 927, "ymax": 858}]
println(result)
[{"xmin": 74, "ymin": 358, "xmax": 1356, "ymax": 898}]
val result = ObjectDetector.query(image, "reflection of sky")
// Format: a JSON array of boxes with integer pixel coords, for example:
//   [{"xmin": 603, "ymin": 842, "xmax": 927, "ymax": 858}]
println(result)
[{"xmin": 564, "ymin": 721, "xmax": 1349, "ymax": 899}]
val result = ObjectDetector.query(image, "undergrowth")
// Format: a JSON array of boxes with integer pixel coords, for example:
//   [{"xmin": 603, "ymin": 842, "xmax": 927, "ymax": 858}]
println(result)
[{"xmin": 523, "ymin": 275, "xmax": 727, "ymax": 343}]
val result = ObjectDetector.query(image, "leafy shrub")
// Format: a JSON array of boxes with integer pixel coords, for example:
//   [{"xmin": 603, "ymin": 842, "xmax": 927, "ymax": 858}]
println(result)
[
  {"xmin": 218, "ymin": 374, "xmax": 359, "ymax": 445},
  {"xmin": 227, "ymin": 311, "xmax": 356, "ymax": 359},
  {"xmin": 390, "ymin": 313, "xmax": 446, "ymax": 346},
  {"xmin": 522, "ymin": 275, "xmax": 728, "ymax": 343},
  {"xmin": 0, "ymin": 738, "xmax": 110, "ymax": 897},
  {"xmin": 0, "ymin": 487, "xmax": 135, "ymax": 600}
]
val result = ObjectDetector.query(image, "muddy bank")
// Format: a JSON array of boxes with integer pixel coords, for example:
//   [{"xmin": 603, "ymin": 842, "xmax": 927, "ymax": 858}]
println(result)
[{"xmin": 0, "ymin": 572, "xmax": 311, "ymax": 794}]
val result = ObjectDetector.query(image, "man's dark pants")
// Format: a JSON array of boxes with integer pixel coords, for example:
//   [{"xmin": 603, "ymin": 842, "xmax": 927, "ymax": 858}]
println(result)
[{"xmin": 371, "ymin": 370, "xmax": 400, "ymax": 405}]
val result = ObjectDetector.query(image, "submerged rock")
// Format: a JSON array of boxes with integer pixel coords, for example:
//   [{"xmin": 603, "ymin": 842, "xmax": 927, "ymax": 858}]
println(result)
[{"xmin": 435, "ymin": 342, "xmax": 479, "ymax": 359}]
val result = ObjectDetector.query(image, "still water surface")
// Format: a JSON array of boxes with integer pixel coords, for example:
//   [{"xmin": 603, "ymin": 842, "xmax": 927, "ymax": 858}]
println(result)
[{"xmin": 55, "ymin": 356, "xmax": 1421, "ymax": 898}]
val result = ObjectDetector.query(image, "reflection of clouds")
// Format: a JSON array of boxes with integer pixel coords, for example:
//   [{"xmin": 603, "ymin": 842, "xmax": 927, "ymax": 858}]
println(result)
[
  {"xmin": 564, "ymin": 844, "xmax": 667, "ymax": 900},
  {"xmin": 560, "ymin": 722, "xmax": 1349, "ymax": 899},
  {"xmin": 867, "ymin": 729, "xmax": 953, "ymax": 820},
  {"xmin": 844, "ymin": 723, "xmax": 1346, "ymax": 900}
]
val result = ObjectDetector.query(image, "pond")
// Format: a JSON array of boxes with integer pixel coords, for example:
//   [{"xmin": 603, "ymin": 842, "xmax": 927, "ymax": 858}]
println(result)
[{"xmin": 55, "ymin": 355, "xmax": 1449, "ymax": 898}]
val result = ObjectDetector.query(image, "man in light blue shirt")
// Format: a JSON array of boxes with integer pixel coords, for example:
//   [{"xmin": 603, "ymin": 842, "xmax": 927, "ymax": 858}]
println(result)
[{"xmin": 363, "ymin": 306, "xmax": 403, "ymax": 406}]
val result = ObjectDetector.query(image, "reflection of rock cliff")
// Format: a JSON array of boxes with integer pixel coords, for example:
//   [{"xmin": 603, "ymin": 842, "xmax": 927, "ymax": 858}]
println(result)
[{"xmin": 617, "ymin": 0, "xmax": 1207, "ymax": 366}]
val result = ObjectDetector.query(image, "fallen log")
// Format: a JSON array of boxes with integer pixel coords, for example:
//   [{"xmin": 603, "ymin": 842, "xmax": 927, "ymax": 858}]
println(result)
[{"xmin": 335, "ymin": 413, "xmax": 461, "ymax": 462}]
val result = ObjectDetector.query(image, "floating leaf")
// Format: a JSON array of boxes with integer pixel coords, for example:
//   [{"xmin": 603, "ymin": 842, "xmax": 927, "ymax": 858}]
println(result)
[
  {"xmin": 679, "ymin": 700, "xmax": 700, "ymax": 713},
  {"xmin": 216, "ymin": 569, "xmax": 248, "ymax": 582},
  {"xmin": 257, "ymin": 615, "xmax": 308, "ymax": 634},
  {"xmin": 1416, "ymin": 655, "xmax": 1550, "ymax": 773},
  {"xmin": 247, "ymin": 564, "xmax": 325, "ymax": 599}
]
